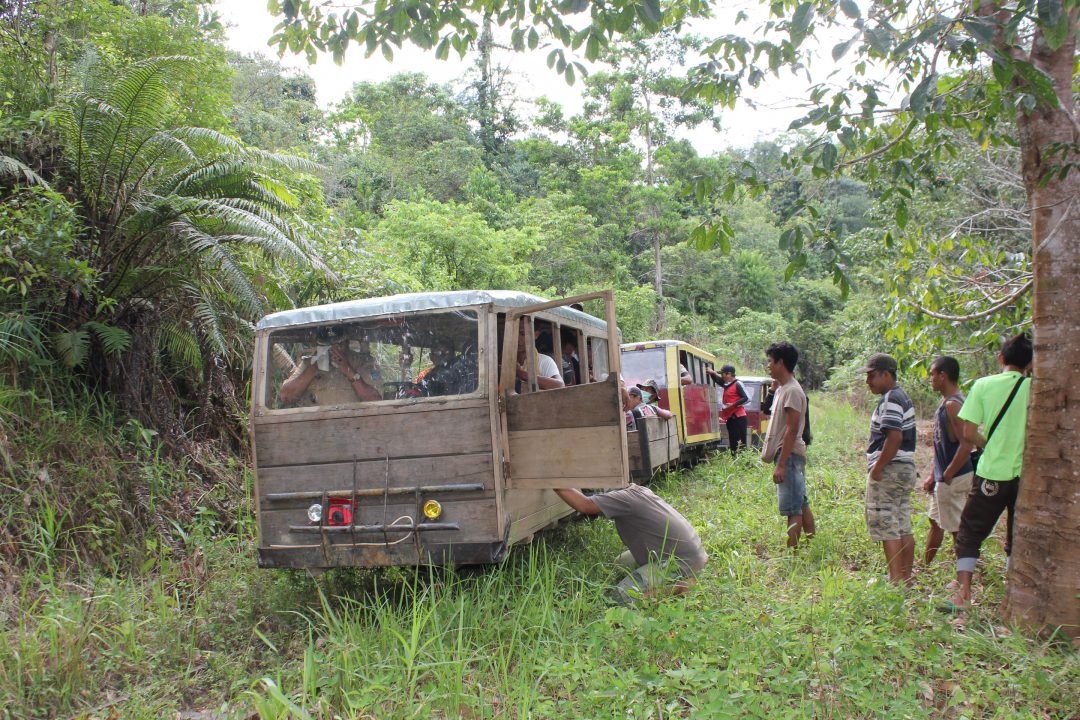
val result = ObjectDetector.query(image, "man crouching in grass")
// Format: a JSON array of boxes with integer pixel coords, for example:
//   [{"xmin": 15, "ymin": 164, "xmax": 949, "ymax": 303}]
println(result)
[{"xmin": 554, "ymin": 486, "xmax": 707, "ymax": 604}]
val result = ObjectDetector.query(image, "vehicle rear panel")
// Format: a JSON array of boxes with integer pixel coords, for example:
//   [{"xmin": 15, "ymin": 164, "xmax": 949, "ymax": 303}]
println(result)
[{"xmin": 254, "ymin": 400, "xmax": 502, "ymax": 567}]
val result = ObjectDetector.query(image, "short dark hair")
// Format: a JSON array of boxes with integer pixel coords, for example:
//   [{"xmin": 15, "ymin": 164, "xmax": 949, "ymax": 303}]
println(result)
[
  {"xmin": 766, "ymin": 342, "xmax": 799, "ymax": 373},
  {"xmin": 931, "ymin": 355, "xmax": 960, "ymax": 383},
  {"xmin": 1001, "ymin": 333, "xmax": 1033, "ymax": 368}
]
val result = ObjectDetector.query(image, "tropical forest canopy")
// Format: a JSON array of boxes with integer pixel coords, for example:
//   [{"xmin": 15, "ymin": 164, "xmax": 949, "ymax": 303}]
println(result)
[{"xmin": 1, "ymin": 0, "xmax": 1030, "ymax": 425}]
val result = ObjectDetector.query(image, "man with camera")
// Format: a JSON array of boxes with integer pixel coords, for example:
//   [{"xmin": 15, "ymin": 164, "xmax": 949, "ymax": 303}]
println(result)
[{"xmin": 279, "ymin": 326, "xmax": 381, "ymax": 406}]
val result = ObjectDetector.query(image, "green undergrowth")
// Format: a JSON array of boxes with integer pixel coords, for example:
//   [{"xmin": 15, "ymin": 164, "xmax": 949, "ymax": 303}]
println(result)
[{"xmin": 2, "ymin": 395, "xmax": 1077, "ymax": 718}]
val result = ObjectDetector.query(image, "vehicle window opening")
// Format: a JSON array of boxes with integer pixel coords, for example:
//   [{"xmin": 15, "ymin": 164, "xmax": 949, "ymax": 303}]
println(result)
[
  {"xmin": 267, "ymin": 310, "xmax": 479, "ymax": 409},
  {"xmin": 589, "ymin": 337, "xmax": 610, "ymax": 383},
  {"xmin": 560, "ymin": 326, "xmax": 583, "ymax": 386}
]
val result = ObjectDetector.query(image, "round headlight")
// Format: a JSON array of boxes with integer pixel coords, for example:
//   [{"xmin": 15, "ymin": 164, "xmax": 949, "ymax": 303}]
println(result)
[
  {"xmin": 422, "ymin": 499, "xmax": 442, "ymax": 520},
  {"xmin": 307, "ymin": 504, "xmax": 323, "ymax": 523}
]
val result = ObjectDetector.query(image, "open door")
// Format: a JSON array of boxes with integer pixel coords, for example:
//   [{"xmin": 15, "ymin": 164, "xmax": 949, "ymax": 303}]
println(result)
[{"xmin": 499, "ymin": 291, "xmax": 629, "ymax": 490}]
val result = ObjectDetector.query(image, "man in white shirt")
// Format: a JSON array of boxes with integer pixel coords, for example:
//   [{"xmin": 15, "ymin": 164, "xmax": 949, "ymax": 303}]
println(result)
[{"xmin": 516, "ymin": 318, "xmax": 564, "ymax": 391}]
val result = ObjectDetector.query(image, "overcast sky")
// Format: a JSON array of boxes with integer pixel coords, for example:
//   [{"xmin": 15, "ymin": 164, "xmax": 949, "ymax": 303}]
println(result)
[{"xmin": 214, "ymin": 0, "xmax": 849, "ymax": 154}]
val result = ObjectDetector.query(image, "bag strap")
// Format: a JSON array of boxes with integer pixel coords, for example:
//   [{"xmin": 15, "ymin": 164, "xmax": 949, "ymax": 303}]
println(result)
[{"xmin": 985, "ymin": 375, "xmax": 1027, "ymax": 443}]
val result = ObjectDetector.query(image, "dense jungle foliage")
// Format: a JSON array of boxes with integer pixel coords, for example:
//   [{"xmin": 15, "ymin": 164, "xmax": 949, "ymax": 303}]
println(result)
[{"xmin": 1, "ymin": 2, "xmax": 1062, "ymax": 717}]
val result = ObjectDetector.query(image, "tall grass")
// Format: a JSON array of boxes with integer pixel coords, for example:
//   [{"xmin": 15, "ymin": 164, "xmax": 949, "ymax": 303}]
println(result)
[
  {"xmin": 3, "ymin": 393, "xmax": 1077, "ymax": 718},
  {"xmin": 244, "ymin": 395, "xmax": 1078, "ymax": 719}
]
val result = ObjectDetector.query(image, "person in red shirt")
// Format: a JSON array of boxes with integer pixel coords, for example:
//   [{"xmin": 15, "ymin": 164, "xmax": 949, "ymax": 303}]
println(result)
[{"xmin": 708, "ymin": 364, "xmax": 749, "ymax": 455}]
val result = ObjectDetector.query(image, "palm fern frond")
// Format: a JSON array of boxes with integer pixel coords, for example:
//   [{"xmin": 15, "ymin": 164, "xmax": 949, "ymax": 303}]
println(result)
[
  {"xmin": 0, "ymin": 309, "xmax": 51, "ymax": 365},
  {"xmin": 53, "ymin": 328, "xmax": 91, "ymax": 369},
  {"xmin": 85, "ymin": 321, "xmax": 131, "ymax": 356},
  {"xmin": 158, "ymin": 319, "xmax": 203, "ymax": 373},
  {"xmin": 0, "ymin": 155, "xmax": 48, "ymax": 187}
]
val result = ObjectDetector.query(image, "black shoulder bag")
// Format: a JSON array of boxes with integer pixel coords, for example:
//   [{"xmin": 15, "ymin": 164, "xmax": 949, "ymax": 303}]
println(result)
[{"xmin": 971, "ymin": 375, "xmax": 1027, "ymax": 474}]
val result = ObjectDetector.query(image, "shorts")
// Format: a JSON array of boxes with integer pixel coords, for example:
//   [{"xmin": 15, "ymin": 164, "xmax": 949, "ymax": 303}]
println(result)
[
  {"xmin": 928, "ymin": 471, "xmax": 974, "ymax": 533},
  {"xmin": 774, "ymin": 452, "xmax": 808, "ymax": 516},
  {"xmin": 610, "ymin": 550, "xmax": 691, "ymax": 604},
  {"xmin": 865, "ymin": 462, "xmax": 917, "ymax": 541}
]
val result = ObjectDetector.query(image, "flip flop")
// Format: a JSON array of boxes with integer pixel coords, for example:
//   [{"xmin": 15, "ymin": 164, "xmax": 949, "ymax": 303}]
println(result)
[{"xmin": 937, "ymin": 600, "xmax": 967, "ymax": 614}]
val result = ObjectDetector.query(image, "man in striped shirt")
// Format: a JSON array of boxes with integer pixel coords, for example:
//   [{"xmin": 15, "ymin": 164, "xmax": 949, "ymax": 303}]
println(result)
[{"xmin": 860, "ymin": 353, "xmax": 918, "ymax": 583}]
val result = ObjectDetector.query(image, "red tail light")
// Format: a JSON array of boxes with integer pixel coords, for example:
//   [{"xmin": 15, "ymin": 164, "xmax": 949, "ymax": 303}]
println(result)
[{"xmin": 326, "ymin": 498, "xmax": 353, "ymax": 526}]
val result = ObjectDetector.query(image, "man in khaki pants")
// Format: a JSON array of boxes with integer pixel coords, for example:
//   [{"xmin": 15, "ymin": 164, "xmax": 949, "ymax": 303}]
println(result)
[{"xmin": 860, "ymin": 353, "xmax": 918, "ymax": 584}]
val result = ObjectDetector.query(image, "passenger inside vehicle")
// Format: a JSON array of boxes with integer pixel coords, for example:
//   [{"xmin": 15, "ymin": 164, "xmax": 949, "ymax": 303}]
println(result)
[
  {"xmin": 516, "ymin": 317, "xmax": 564, "ymax": 391},
  {"xmin": 278, "ymin": 326, "xmax": 381, "ymax": 406},
  {"xmin": 560, "ymin": 331, "xmax": 581, "ymax": 386}
]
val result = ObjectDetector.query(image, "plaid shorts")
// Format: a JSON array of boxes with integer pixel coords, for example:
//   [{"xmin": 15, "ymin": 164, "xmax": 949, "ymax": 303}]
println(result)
[{"xmin": 865, "ymin": 463, "xmax": 917, "ymax": 541}]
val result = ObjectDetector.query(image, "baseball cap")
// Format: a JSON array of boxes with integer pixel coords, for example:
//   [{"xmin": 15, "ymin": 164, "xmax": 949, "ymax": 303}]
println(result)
[
  {"xmin": 720, "ymin": 364, "xmax": 736, "ymax": 375},
  {"xmin": 627, "ymin": 386, "xmax": 642, "ymax": 398},
  {"xmin": 857, "ymin": 352, "xmax": 897, "ymax": 374},
  {"xmin": 636, "ymin": 379, "xmax": 660, "ymax": 394}
]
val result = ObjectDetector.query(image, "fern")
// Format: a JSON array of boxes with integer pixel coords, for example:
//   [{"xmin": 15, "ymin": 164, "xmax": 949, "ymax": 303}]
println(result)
[
  {"xmin": 54, "ymin": 329, "xmax": 91, "ymax": 369},
  {"xmin": 85, "ymin": 322, "xmax": 131, "ymax": 356}
]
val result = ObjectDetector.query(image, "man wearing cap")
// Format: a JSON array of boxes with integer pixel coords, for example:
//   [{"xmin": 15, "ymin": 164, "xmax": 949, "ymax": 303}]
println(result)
[
  {"xmin": 708, "ymin": 364, "xmax": 750, "ymax": 455},
  {"xmin": 637, "ymin": 379, "xmax": 663, "ymax": 408},
  {"xmin": 554, "ymin": 484, "xmax": 707, "ymax": 604},
  {"xmin": 625, "ymin": 385, "xmax": 673, "ymax": 429},
  {"xmin": 860, "ymin": 352, "xmax": 917, "ymax": 584}
]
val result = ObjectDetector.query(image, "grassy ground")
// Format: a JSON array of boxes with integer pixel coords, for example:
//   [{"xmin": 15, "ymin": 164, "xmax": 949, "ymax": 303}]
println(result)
[{"xmin": 2, "ymin": 395, "xmax": 1078, "ymax": 718}]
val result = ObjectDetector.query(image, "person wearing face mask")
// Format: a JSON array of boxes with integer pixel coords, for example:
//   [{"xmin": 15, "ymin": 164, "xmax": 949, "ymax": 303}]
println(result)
[{"xmin": 636, "ymin": 379, "xmax": 662, "ymax": 408}]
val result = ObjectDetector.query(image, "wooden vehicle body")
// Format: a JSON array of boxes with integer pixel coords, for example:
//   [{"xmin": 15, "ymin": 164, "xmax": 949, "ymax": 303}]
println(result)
[
  {"xmin": 626, "ymin": 415, "xmax": 680, "ymax": 483},
  {"xmin": 737, "ymin": 376, "xmax": 773, "ymax": 449},
  {"xmin": 250, "ymin": 290, "xmax": 627, "ymax": 569},
  {"xmin": 620, "ymin": 340, "xmax": 723, "ymax": 464}
]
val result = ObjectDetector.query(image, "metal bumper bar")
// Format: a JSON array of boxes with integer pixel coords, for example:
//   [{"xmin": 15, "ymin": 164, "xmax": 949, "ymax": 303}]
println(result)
[{"xmin": 265, "ymin": 482, "xmax": 485, "ymax": 502}]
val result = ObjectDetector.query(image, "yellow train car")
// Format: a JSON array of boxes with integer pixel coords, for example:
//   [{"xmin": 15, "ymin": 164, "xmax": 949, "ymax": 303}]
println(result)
[{"xmin": 620, "ymin": 340, "xmax": 723, "ymax": 460}]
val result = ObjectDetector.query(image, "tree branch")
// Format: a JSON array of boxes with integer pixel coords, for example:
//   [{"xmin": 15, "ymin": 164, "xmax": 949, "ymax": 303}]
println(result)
[{"xmin": 907, "ymin": 278, "xmax": 1033, "ymax": 321}]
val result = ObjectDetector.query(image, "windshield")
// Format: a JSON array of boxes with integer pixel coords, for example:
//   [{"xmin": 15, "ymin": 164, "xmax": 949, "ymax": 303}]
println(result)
[
  {"xmin": 620, "ymin": 347, "xmax": 667, "ymax": 387},
  {"xmin": 265, "ymin": 310, "xmax": 480, "ymax": 409}
]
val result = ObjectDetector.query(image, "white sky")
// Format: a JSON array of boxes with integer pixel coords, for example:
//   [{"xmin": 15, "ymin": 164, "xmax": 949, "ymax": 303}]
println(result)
[{"xmin": 214, "ymin": 0, "xmax": 857, "ymax": 155}]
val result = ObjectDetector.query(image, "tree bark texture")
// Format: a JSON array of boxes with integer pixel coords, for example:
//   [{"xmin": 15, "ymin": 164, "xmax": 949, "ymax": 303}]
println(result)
[{"xmin": 1003, "ymin": 21, "xmax": 1080, "ymax": 639}]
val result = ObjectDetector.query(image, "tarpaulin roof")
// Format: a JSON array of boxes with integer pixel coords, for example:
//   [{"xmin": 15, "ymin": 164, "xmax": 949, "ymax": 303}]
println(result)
[{"xmin": 257, "ymin": 290, "xmax": 608, "ymax": 331}]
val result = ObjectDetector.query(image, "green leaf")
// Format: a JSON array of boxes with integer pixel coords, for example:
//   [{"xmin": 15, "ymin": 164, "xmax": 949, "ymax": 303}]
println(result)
[
  {"xmin": 1037, "ymin": 0, "xmax": 1068, "ymax": 51},
  {"xmin": 528, "ymin": 28, "xmax": 539, "ymax": 50},
  {"xmin": 821, "ymin": 142, "xmax": 838, "ymax": 171},
  {"xmin": 864, "ymin": 26, "xmax": 892, "ymax": 55},
  {"xmin": 586, "ymin": 34, "xmax": 600, "ymax": 61},
  {"xmin": 895, "ymin": 201, "xmax": 909, "ymax": 229},
  {"xmin": 86, "ymin": 321, "xmax": 131, "ymax": 356},
  {"xmin": 779, "ymin": 228, "xmax": 795, "ymax": 251},
  {"xmin": 839, "ymin": 0, "xmax": 861, "ymax": 19},
  {"xmin": 832, "ymin": 37, "xmax": 856, "ymax": 62},
  {"xmin": 1014, "ymin": 60, "xmax": 1061, "ymax": 109},
  {"xmin": 640, "ymin": 0, "xmax": 663, "ymax": 26},
  {"xmin": 790, "ymin": 3, "xmax": 814, "ymax": 46},
  {"xmin": 991, "ymin": 57, "xmax": 1014, "ymax": 87},
  {"xmin": 961, "ymin": 18, "xmax": 996, "ymax": 46},
  {"xmin": 907, "ymin": 74, "xmax": 935, "ymax": 117},
  {"xmin": 54, "ymin": 328, "xmax": 90, "ymax": 369}
]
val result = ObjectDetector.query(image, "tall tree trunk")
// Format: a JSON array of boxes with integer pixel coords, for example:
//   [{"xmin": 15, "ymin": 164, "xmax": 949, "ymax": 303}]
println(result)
[
  {"xmin": 476, "ymin": 16, "xmax": 496, "ymax": 161},
  {"xmin": 653, "ymin": 229, "xmax": 664, "ymax": 333},
  {"xmin": 1003, "ymin": 22, "xmax": 1080, "ymax": 639}
]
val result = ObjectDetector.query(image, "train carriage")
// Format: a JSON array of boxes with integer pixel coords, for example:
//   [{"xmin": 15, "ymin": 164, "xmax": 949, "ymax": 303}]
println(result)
[
  {"xmin": 620, "ymin": 340, "xmax": 723, "ymax": 465},
  {"xmin": 250, "ymin": 290, "xmax": 627, "ymax": 569}
]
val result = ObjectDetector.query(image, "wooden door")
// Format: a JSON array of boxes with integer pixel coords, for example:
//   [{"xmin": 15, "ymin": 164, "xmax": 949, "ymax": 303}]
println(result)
[{"xmin": 499, "ymin": 291, "xmax": 629, "ymax": 490}]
